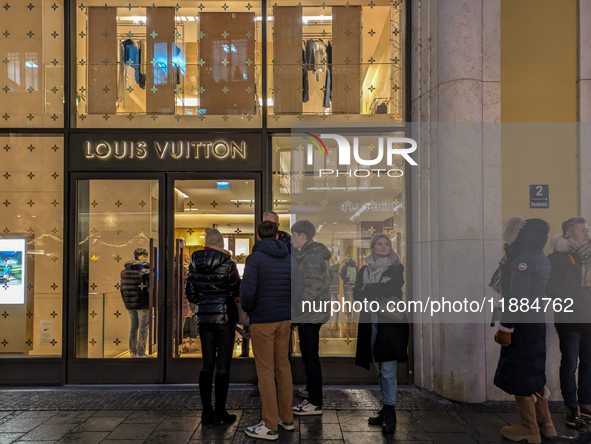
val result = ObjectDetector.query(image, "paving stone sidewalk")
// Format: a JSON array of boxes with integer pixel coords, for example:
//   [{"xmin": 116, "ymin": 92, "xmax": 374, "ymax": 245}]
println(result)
[{"xmin": 0, "ymin": 386, "xmax": 581, "ymax": 444}]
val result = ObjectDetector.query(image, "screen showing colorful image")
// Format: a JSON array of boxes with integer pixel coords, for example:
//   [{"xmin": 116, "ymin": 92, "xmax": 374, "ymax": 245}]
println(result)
[{"xmin": 0, "ymin": 238, "xmax": 26, "ymax": 304}]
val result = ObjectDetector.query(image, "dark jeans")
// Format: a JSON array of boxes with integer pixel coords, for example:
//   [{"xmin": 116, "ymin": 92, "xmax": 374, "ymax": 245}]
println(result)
[
  {"xmin": 199, "ymin": 323, "xmax": 235, "ymax": 374},
  {"xmin": 298, "ymin": 323, "xmax": 323, "ymax": 407},
  {"xmin": 558, "ymin": 328, "xmax": 591, "ymax": 406}
]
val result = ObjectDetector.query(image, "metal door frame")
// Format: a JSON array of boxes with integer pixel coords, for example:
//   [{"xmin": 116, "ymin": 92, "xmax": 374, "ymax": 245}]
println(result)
[
  {"xmin": 66, "ymin": 172, "xmax": 166, "ymax": 384},
  {"xmin": 164, "ymin": 172, "xmax": 262, "ymax": 383}
]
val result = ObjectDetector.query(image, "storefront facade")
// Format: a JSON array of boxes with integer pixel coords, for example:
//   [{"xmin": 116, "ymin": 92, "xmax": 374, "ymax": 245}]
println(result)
[{"xmin": 0, "ymin": 0, "xmax": 411, "ymax": 386}]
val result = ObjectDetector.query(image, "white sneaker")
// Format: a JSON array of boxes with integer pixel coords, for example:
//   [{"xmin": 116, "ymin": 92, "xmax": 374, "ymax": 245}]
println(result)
[
  {"xmin": 278, "ymin": 418, "xmax": 295, "ymax": 431},
  {"xmin": 244, "ymin": 421, "xmax": 279, "ymax": 441},
  {"xmin": 292, "ymin": 399, "xmax": 322, "ymax": 416},
  {"xmin": 296, "ymin": 386, "xmax": 309, "ymax": 398}
]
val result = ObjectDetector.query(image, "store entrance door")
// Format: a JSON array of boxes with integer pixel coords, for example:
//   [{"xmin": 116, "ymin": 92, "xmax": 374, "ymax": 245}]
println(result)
[
  {"xmin": 67, "ymin": 172, "xmax": 260, "ymax": 384},
  {"xmin": 165, "ymin": 173, "xmax": 260, "ymax": 383}
]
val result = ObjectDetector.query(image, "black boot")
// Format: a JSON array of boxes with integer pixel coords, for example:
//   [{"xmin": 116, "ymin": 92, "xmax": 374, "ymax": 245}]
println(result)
[
  {"xmin": 214, "ymin": 372, "xmax": 236, "ymax": 425},
  {"xmin": 199, "ymin": 372, "xmax": 215, "ymax": 426},
  {"xmin": 199, "ymin": 371, "xmax": 215, "ymax": 426},
  {"xmin": 368, "ymin": 405, "xmax": 384, "ymax": 425},
  {"xmin": 382, "ymin": 405, "xmax": 396, "ymax": 434}
]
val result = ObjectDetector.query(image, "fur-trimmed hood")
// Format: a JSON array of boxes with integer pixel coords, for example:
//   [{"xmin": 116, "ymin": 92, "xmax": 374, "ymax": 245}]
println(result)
[
  {"xmin": 551, "ymin": 234, "xmax": 573, "ymax": 254},
  {"xmin": 503, "ymin": 215, "xmax": 526, "ymax": 244}
]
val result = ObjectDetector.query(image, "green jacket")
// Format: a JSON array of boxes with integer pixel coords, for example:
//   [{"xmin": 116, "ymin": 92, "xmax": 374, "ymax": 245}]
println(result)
[{"xmin": 292, "ymin": 241, "xmax": 331, "ymax": 324}]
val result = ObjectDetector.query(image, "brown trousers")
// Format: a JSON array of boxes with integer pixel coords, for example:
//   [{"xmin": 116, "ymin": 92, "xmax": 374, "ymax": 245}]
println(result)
[{"xmin": 250, "ymin": 320, "xmax": 294, "ymax": 431}]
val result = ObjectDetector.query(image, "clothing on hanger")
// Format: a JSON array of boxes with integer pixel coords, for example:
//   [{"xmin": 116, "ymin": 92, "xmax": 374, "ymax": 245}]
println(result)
[
  {"xmin": 304, "ymin": 39, "xmax": 315, "ymax": 71},
  {"xmin": 322, "ymin": 40, "xmax": 332, "ymax": 108},
  {"xmin": 302, "ymin": 47, "xmax": 309, "ymax": 103}
]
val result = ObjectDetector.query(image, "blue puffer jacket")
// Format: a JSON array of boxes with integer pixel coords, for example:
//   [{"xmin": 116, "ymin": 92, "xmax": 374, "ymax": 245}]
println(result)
[
  {"xmin": 494, "ymin": 218, "xmax": 551, "ymax": 396},
  {"xmin": 240, "ymin": 238, "xmax": 303, "ymax": 324}
]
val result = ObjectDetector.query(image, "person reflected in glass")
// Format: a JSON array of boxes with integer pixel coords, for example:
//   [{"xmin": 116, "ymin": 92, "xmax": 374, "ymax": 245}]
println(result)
[
  {"xmin": 185, "ymin": 228, "xmax": 241, "ymax": 426},
  {"xmin": 120, "ymin": 247, "xmax": 151, "ymax": 358},
  {"xmin": 181, "ymin": 252, "xmax": 192, "ymax": 354},
  {"xmin": 353, "ymin": 234, "xmax": 409, "ymax": 435}
]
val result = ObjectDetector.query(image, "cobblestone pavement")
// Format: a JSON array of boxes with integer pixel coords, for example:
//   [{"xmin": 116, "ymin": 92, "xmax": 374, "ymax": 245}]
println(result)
[{"xmin": 0, "ymin": 386, "xmax": 580, "ymax": 443}]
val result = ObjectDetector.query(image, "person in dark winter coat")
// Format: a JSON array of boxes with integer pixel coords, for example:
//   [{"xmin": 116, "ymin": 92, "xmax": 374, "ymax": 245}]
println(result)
[
  {"xmin": 546, "ymin": 217, "xmax": 591, "ymax": 427},
  {"xmin": 353, "ymin": 234, "xmax": 409, "ymax": 435},
  {"xmin": 493, "ymin": 216, "xmax": 556, "ymax": 443},
  {"xmin": 185, "ymin": 228, "xmax": 241, "ymax": 426},
  {"xmin": 291, "ymin": 220, "xmax": 331, "ymax": 417},
  {"xmin": 340, "ymin": 258, "xmax": 358, "ymax": 285},
  {"xmin": 120, "ymin": 247, "xmax": 151, "ymax": 358},
  {"xmin": 263, "ymin": 211, "xmax": 292, "ymax": 254},
  {"xmin": 241, "ymin": 221, "xmax": 304, "ymax": 440}
]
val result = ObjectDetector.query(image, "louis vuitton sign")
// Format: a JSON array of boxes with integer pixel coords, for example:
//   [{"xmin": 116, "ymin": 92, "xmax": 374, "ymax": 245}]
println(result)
[{"xmin": 69, "ymin": 132, "xmax": 263, "ymax": 172}]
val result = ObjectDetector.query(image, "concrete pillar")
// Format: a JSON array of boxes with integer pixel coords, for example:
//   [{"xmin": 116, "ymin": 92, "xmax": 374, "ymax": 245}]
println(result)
[
  {"xmin": 410, "ymin": 0, "xmax": 501, "ymax": 403},
  {"xmin": 579, "ymin": 0, "xmax": 591, "ymax": 218}
]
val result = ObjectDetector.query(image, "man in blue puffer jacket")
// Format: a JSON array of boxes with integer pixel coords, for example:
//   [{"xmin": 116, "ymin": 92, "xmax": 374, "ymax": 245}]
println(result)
[{"xmin": 241, "ymin": 220, "xmax": 303, "ymax": 441}]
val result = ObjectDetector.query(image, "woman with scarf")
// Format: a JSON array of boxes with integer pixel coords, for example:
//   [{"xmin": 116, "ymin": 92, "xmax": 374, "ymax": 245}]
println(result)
[
  {"xmin": 352, "ymin": 234, "xmax": 409, "ymax": 435},
  {"xmin": 492, "ymin": 216, "xmax": 556, "ymax": 443}
]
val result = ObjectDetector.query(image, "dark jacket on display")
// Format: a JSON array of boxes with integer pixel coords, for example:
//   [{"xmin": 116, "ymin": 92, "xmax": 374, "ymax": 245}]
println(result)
[
  {"xmin": 240, "ymin": 239, "xmax": 303, "ymax": 324},
  {"xmin": 494, "ymin": 218, "xmax": 551, "ymax": 396},
  {"xmin": 353, "ymin": 263, "xmax": 409, "ymax": 369},
  {"xmin": 546, "ymin": 234, "xmax": 591, "ymax": 331},
  {"xmin": 340, "ymin": 259, "xmax": 358, "ymax": 284},
  {"xmin": 292, "ymin": 241, "xmax": 332, "ymax": 324},
  {"xmin": 120, "ymin": 260, "xmax": 150, "ymax": 310},
  {"xmin": 278, "ymin": 230, "xmax": 292, "ymax": 254},
  {"xmin": 185, "ymin": 248, "xmax": 241, "ymax": 325}
]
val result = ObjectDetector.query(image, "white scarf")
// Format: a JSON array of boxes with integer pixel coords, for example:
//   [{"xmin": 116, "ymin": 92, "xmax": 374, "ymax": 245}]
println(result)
[{"xmin": 363, "ymin": 255, "xmax": 392, "ymax": 285}]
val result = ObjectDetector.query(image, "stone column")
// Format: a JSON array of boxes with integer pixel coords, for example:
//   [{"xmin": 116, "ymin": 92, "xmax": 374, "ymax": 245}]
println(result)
[
  {"xmin": 410, "ymin": 0, "xmax": 501, "ymax": 403},
  {"xmin": 579, "ymin": 0, "xmax": 591, "ymax": 218}
]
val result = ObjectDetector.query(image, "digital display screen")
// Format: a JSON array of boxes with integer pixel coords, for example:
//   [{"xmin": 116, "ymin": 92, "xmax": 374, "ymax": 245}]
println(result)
[{"xmin": 0, "ymin": 238, "xmax": 26, "ymax": 304}]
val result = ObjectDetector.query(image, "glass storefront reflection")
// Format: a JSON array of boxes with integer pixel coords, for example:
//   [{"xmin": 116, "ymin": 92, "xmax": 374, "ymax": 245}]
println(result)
[
  {"xmin": 173, "ymin": 179, "xmax": 255, "ymax": 359},
  {"xmin": 75, "ymin": 179, "xmax": 160, "ymax": 358}
]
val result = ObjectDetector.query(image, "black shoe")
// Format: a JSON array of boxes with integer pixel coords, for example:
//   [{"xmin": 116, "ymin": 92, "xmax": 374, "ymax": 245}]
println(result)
[
  {"xmin": 250, "ymin": 386, "xmax": 260, "ymax": 397},
  {"xmin": 368, "ymin": 406, "xmax": 384, "ymax": 426},
  {"xmin": 580, "ymin": 405, "xmax": 591, "ymax": 421},
  {"xmin": 215, "ymin": 409, "xmax": 237, "ymax": 425},
  {"xmin": 566, "ymin": 406, "xmax": 581, "ymax": 427},
  {"xmin": 382, "ymin": 405, "xmax": 396, "ymax": 434},
  {"xmin": 201, "ymin": 408, "xmax": 216, "ymax": 426}
]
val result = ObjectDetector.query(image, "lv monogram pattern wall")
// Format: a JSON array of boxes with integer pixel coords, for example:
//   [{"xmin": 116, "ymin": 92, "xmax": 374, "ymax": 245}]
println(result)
[{"xmin": 0, "ymin": 135, "xmax": 64, "ymax": 356}]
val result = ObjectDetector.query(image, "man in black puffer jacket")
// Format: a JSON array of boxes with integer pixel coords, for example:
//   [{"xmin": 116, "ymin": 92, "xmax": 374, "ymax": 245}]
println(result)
[
  {"xmin": 120, "ymin": 248, "xmax": 150, "ymax": 358},
  {"xmin": 241, "ymin": 221, "xmax": 303, "ymax": 440},
  {"xmin": 291, "ymin": 220, "xmax": 331, "ymax": 417}
]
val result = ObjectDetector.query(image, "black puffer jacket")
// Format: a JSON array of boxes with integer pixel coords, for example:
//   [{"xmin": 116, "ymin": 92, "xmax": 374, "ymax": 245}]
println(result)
[
  {"xmin": 120, "ymin": 260, "xmax": 150, "ymax": 310},
  {"xmin": 494, "ymin": 218, "xmax": 551, "ymax": 396},
  {"xmin": 546, "ymin": 234, "xmax": 591, "ymax": 331},
  {"xmin": 185, "ymin": 248, "xmax": 241, "ymax": 325},
  {"xmin": 292, "ymin": 241, "xmax": 331, "ymax": 324}
]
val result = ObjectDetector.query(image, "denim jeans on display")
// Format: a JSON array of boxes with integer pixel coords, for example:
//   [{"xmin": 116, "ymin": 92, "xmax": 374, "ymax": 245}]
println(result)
[
  {"xmin": 558, "ymin": 328, "xmax": 591, "ymax": 406},
  {"xmin": 371, "ymin": 321, "xmax": 398, "ymax": 406},
  {"xmin": 199, "ymin": 323, "xmax": 235, "ymax": 374},
  {"xmin": 128, "ymin": 309, "xmax": 150, "ymax": 357},
  {"xmin": 297, "ymin": 323, "xmax": 323, "ymax": 407}
]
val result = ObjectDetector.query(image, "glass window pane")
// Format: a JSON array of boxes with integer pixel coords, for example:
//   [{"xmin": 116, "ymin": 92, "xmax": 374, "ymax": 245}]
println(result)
[
  {"xmin": 75, "ymin": 179, "xmax": 159, "ymax": 358},
  {"xmin": 0, "ymin": 135, "xmax": 64, "ymax": 357},
  {"xmin": 272, "ymin": 132, "xmax": 407, "ymax": 357},
  {"xmin": 75, "ymin": 1, "xmax": 263, "ymax": 129},
  {"xmin": 173, "ymin": 179, "xmax": 254, "ymax": 358},
  {"xmin": 267, "ymin": 0, "xmax": 405, "ymax": 128},
  {"xmin": 0, "ymin": 1, "xmax": 64, "ymax": 128}
]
